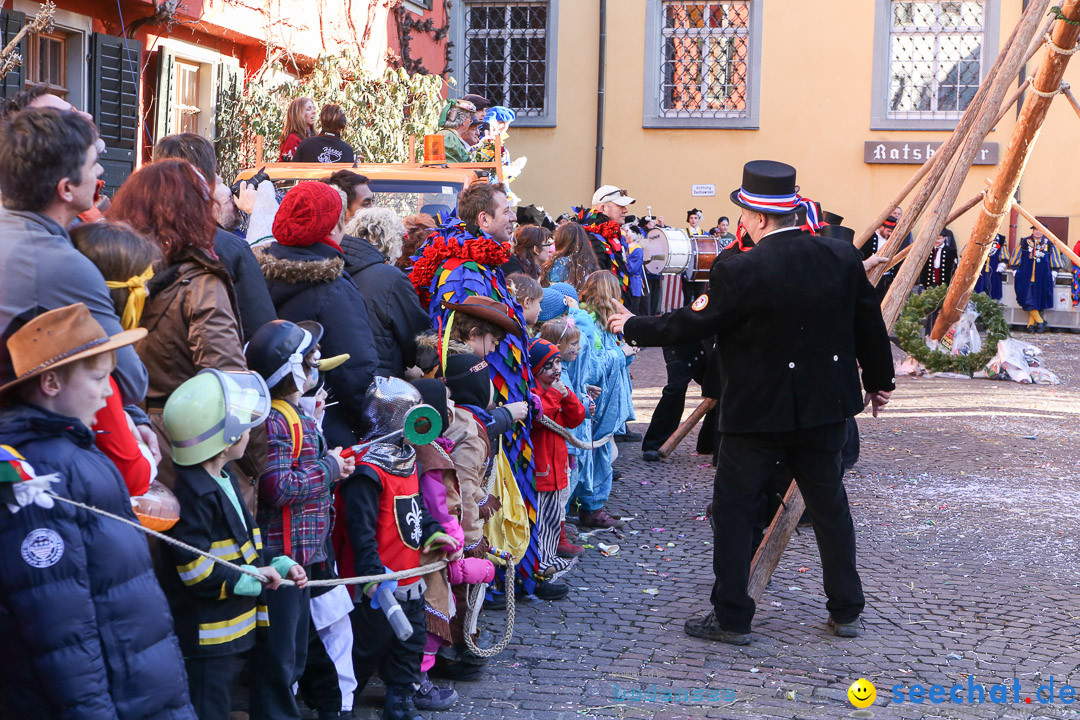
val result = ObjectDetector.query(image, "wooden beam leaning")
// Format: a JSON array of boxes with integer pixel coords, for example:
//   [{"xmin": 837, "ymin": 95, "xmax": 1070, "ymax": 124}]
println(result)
[
  {"xmin": 657, "ymin": 398, "xmax": 716, "ymax": 459},
  {"xmin": 881, "ymin": 0, "xmax": 1052, "ymax": 331},
  {"xmin": 748, "ymin": 482, "xmax": 806, "ymax": 604},
  {"xmin": 931, "ymin": 0, "xmax": 1080, "ymax": 339},
  {"xmin": 1014, "ymin": 202, "xmax": 1080, "ymax": 266}
]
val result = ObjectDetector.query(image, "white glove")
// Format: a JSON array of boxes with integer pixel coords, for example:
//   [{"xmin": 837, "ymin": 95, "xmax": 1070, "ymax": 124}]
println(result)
[
  {"xmin": 1052, "ymin": 271, "xmax": 1059, "ymax": 281},
  {"xmin": 996, "ymin": 262, "xmax": 1006, "ymax": 272},
  {"xmin": 6, "ymin": 474, "xmax": 61, "ymax": 513},
  {"xmin": 246, "ymin": 180, "xmax": 280, "ymax": 247}
]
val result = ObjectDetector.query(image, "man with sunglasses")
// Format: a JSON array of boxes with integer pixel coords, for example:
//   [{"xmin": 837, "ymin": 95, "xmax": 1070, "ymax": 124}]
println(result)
[{"xmin": 573, "ymin": 185, "xmax": 647, "ymax": 311}]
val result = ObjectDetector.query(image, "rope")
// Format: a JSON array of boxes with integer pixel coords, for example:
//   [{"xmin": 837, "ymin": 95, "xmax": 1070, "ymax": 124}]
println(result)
[
  {"xmin": 536, "ymin": 414, "xmax": 614, "ymax": 450},
  {"xmin": 1029, "ymin": 80, "xmax": 1069, "ymax": 98},
  {"xmin": 981, "ymin": 200, "xmax": 1011, "ymax": 219},
  {"xmin": 46, "ymin": 487, "xmax": 520, "ymax": 654},
  {"xmin": 46, "ymin": 490, "xmax": 445, "ymax": 588},
  {"xmin": 1048, "ymin": 6, "xmax": 1080, "ymax": 27},
  {"xmin": 463, "ymin": 559, "xmax": 517, "ymax": 657},
  {"xmin": 1045, "ymin": 32, "xmax": 1080, "ymax": 54}
]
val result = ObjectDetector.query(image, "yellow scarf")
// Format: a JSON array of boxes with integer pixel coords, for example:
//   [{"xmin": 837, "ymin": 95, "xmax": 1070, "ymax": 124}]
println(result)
[{"xmin": 105, "ymin": 265, "xmax": 154, "ymax": 330}]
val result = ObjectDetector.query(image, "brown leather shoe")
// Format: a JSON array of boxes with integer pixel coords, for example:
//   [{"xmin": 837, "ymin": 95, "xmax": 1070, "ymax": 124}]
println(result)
[{"xmin": 578, "ymin": 508, "xmax": 624, "ymax": 529}]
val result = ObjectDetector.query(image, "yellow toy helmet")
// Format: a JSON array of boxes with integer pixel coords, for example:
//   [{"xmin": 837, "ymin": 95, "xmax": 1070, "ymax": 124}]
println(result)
[{"xmin": 163, "ymin": 369, "xmax": 270, "ymax": 466}]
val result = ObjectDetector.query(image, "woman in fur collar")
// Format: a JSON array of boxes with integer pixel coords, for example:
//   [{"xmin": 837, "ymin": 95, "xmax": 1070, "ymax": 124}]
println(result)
[{"xmin": 255, "ymin": 182, "xmax": 380, "ymax": 450}]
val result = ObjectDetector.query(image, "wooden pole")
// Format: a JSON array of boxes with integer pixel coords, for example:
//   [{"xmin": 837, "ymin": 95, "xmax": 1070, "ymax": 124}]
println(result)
[
  {"xmin": 748, "ymin": 482, "xmax": 806, "ymax": 603},
  {"xmin": 881, "ymin": 0, "xmax": 1051, "ymax": 331},
  {"xmin": 1062, "ymin": 84, "xmax": 1080, "ymax": 121},
  {"xmin": 1013, "ymin": 202, "xmax": 1080, "ymax": 266},
  {"xmin": 931, "ymin": 0, "xmax": 1080, "ymax": 339},
  {"xmin": 657, "ymin": 399, "xmax": 716, "ymax": 458}
]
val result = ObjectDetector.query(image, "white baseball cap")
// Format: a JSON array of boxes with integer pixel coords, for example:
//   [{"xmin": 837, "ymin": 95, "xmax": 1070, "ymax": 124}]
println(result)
[{"xmin": 592, "ymin": 185, "xmax": 636, "ymax": 207}]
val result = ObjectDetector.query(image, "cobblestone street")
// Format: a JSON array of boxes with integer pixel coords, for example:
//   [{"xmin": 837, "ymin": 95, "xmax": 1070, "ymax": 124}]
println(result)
[{"xmin": 357, "ymin": 334, "xmax": 1080, "ymax": 720}]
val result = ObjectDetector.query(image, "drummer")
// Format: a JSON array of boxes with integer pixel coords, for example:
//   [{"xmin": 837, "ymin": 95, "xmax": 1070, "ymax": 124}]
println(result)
[{"xmin": 686, "ymin": 208, "xmax": 706, "ymax": 237}]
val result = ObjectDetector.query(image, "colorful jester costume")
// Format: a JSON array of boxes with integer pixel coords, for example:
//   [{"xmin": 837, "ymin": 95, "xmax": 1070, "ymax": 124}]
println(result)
[
  {"xmin": 409, "ymin": 217, "xmax": 541, "ymax": 590},
  {"xmin": 575, "ymin": 207, "xmax": 642, "ymax": 304}
]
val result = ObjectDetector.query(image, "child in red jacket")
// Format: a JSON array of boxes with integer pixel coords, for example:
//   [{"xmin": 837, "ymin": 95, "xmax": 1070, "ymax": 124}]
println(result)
[{"xmin": 528, "ymin": 338, "xmax": 586, "ymax": 587}]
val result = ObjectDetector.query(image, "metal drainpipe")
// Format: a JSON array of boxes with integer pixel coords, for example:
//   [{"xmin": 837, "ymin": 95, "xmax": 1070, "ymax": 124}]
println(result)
[{"xmin": 595, "ymin": 0, "xmax": 607, "ymax": 189}]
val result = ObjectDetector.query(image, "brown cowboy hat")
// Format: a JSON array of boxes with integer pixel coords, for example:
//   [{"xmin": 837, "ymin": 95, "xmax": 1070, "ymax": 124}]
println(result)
[
  {"xmin": 0, "ymin": 303, "xmax": 147, "ymax": 394},
  {"xmin": 441, "ymin": 295, "xmax": 520, "ymax": 334}
]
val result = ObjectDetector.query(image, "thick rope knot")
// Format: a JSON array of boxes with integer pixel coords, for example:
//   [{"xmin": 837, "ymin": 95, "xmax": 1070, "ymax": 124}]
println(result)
[{"xmin": 1044, "ymin": 31, "xmax": 1080, "ymax": 55}]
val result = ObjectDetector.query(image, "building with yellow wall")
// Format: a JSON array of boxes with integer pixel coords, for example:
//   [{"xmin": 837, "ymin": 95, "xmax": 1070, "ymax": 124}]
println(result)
[{"xmin": 449, "ymin": 0, "xmax": 1080, "ymax": 250}]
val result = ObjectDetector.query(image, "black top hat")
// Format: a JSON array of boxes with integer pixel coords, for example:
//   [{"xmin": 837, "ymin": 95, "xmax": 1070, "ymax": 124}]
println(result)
[
  {"xmin": 819, "ymin": 224, "xmax": 855, "ymax": 244},
  {"xmin": 823, "ymin": 210, "xmax": 844, "ymax": 226},
  {"xmin": 730, "ymin": 160, "xmax": 799, "ymax": 215}
]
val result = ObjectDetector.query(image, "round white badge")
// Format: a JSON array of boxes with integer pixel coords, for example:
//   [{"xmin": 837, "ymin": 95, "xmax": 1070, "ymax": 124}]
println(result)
[{"xmin": 21, "ymin": 528, "xmax": 65, "ymax": 568}]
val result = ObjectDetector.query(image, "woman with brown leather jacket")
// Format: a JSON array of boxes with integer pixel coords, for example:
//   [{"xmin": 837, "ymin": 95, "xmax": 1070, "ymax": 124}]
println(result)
[{"xmin": 109, "ymin": 159, "xmax": 256, "ymax": 491}]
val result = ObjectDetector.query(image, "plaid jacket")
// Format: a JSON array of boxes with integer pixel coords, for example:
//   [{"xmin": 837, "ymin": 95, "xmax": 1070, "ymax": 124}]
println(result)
[{"xmin": 256, "ymin": 405, "xmax": 341, "ymax": 566}]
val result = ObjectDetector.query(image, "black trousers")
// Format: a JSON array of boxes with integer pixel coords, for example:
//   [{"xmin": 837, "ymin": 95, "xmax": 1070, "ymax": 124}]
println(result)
[
  {"xmin": 641, "ymin": 343, "xmax": 715, "ymax": 455},
  {"xmin": 710, "ymin": 422, "xmax": 864, "ymax": 633},
  {"xmin": 351, "ymin": 593, "xmax": 426, "ymax": 691},
  {"xmin": 250, "ymin": 580, "xmax": 311, "ymax": 720},
  {"xmin": 186, "ymin": 654, "xmax": 238, "ymax": 720}
]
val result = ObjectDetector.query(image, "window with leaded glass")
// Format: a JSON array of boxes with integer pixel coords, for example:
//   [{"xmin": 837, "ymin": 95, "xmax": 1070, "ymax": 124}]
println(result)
[
  {"xmin": 658, "ymin": 1, "xmax": 750, "ymax": 119},
  {"xmin": 888, "ymin": 1, "xmax": 985, "ymax": 119},
  {"xmin": 644, "ymin": 0, "xmax": 761, "ymax": 129},
  {"xmin": 462, "ymin": 1, "xmax": 550, "ymax": 119}
]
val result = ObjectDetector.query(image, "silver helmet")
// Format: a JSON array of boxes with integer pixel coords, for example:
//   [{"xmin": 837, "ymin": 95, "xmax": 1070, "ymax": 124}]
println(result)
[{"xmin": 360, "ymin": 376, "xmax": 423, "ymax": 442}]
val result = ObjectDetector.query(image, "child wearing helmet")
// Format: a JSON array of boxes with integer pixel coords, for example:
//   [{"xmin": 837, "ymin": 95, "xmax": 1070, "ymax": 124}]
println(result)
[
  {"xmin": 332, "ymin": 376, "xmax": 461, "ymax": 720},
  {"xmin": 159, "ymin": 368, "xmax": 308, "ymax": 720},
  {"xmin": 244, "ymin": 319, "xmax": 356, "ymax": 719}
]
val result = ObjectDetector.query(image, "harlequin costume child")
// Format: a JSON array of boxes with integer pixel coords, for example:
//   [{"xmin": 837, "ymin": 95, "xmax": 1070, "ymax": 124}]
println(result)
[
  {"xmin": 409, "ymin": 217, "xmax": 541, "ymax": 592},
  {"xmin": 333, "ymin": 377, "xmax": 461, "ymax": 720},
  {"xmin": 1011, "ymin": 229, "xmax": 1065, "ymax": 332},
  {"xmin": 160, "ymin": 368, "xmax": 302, "ymax": 720},
  {"xmin": 529, "ymin": 339, "xmax": 586, "ymax": 587}
]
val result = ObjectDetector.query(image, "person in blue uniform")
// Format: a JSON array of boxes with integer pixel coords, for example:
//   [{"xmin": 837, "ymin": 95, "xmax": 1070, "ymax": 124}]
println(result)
[
  {"xmin": 1010, "ymin": 226, "xmax": 1065, "ymax": 333},
  {"xmin": 973, "ymin": 233, "xmax": 1007, "ymax": 301}
]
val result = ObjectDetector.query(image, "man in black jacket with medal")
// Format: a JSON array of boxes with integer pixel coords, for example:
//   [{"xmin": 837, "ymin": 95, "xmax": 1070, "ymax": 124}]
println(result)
[{"xmin": 609, "ymin": 160, "xmax": 895, "ymax": 645}]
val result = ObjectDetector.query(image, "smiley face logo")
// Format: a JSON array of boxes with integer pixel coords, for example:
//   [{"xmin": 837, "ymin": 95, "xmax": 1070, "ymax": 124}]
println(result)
[{"xmin": 847, "ymin": 678, "xmax": 876, "ymax": 708}]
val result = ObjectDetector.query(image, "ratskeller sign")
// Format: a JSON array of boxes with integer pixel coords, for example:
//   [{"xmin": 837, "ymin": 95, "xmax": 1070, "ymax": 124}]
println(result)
[{"xmin": 864, "ymin": 141, "xmax": 999, "ymax": 165}]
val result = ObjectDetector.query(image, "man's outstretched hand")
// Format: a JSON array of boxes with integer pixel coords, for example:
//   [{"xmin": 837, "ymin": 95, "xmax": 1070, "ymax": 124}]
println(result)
[
  {"xmin": 863, "ymin": 391, "xmax": 892, "ymax": 418},
  {"xmin": 608, "ymin": 311, "xmax": 634, "ymax": 335}
]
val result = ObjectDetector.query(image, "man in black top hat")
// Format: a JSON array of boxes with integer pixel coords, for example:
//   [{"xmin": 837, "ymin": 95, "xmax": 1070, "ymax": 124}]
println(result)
[{"xmin": 609, "ymin": 160, "xmax": 895, "ymax": 644}]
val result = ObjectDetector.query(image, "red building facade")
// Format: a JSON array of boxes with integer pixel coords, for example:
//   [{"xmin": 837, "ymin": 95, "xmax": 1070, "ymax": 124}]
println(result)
[{"xmin": 0, "ymin": 0, "xmax": 449, "ymax": 192}]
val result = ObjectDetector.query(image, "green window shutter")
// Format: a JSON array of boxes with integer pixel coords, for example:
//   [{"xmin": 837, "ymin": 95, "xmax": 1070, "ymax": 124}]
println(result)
[
  {"xmin": 0, "ymin": 9, "xmax": 27, "ymax": 101},
  {"xmin": 154, "ymin": 45, "xmax": 176, "ymax": 139},
  {"xmin": 90, "ymin": 32, "xmax": 142, "ymax": 196}
]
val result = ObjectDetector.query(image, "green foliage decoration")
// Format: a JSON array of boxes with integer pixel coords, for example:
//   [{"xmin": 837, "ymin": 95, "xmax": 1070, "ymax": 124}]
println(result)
[
  {"xmin": 894, "ymin": 284, "xmax": 1010, "ymax": 376},
  {"xmin": 215, "ymin": 50, "xmax": 446, "ymax": 181}
]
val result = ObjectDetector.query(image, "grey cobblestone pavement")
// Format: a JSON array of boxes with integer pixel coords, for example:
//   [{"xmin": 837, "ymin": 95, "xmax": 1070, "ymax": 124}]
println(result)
[{"xmin": 354, "ymin": 334, "xmax": 1080, "ymax": 720}]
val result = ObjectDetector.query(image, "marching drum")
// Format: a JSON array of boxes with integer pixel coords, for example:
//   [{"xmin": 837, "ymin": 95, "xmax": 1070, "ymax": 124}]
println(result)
[
  {"xmin": 687, "ymin": 236, "xmax": 723, "ymax": 282},
  {"xmin": 644, "ymin": 227, "xmax": 694, "ymax": 275}
]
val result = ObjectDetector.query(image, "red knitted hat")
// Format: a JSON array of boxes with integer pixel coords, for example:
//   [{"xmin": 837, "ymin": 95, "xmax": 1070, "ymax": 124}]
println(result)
[{"xmin": 273, "ymin": 182, "xmax": 343, "ymax": 247}]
